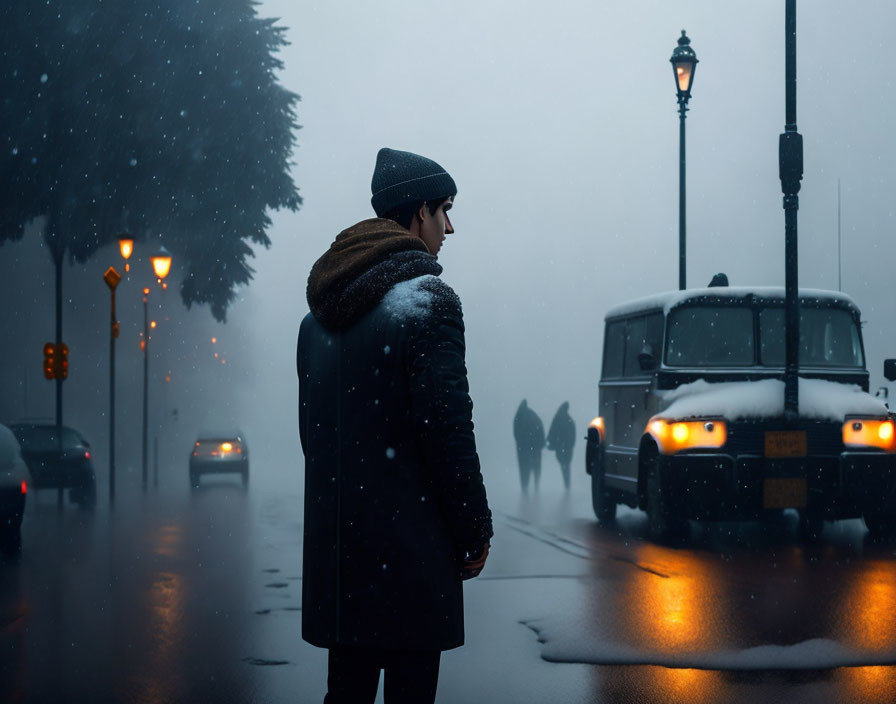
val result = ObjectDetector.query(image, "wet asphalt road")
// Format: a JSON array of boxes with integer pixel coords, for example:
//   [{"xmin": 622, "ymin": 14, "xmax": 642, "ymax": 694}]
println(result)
[{"xmin": 3, "ymin": 467, "xmax": 896, "ymax": 703}]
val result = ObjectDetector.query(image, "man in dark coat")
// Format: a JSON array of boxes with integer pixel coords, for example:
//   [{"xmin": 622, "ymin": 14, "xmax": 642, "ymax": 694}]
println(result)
[
  {"xmin": 297, "ymin": 147, "xmax": 492, "ymax": 704},
  {"xmin": 513, "ymin": 399, "xmax": 545, "ymax": 494},
  {"xmin": 547, "ymin": 401, "xmax": 576, "ymax": 490}
]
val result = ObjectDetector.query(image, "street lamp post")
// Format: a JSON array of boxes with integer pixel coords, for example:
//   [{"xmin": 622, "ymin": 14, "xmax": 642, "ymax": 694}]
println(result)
[
  {"xmin": 103, "ymin": 267, "xmax": 121, "ymax": 506},
  {"xmin": 670, "ymin": 30, "xmax": 698, "ymax": 291},
  {"xmin": 142, "ymin": 287, "xmax": 150, "ymax": 492},
  {"xmin": 142, "ymin": 246, "xmax": 173, "ymax": 492}
]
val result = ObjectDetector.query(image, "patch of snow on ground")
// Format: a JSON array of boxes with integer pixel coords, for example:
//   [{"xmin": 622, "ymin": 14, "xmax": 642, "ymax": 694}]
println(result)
[
  {"xmin": 657, "ymin": 377, "xmax": 887, "ymax": 422},
  {"xmin": 524, "ymin": 617, "xmax": 896, "ymax": 670}
]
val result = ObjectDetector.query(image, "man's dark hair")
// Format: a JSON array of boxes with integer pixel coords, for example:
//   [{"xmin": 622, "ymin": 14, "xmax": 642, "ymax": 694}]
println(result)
[{"xmin": 383, "ymin": 196, "xmax": 450, "ymax": 230}]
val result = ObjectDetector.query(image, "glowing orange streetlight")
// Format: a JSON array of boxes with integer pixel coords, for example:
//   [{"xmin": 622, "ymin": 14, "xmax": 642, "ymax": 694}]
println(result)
[
  {"xmin": 119, "ymin": 235, "xmax": 135, "ymax": 273},
  {"xmin": 150, "ymin": 246, "xmax": 172, "ymax": 288}
]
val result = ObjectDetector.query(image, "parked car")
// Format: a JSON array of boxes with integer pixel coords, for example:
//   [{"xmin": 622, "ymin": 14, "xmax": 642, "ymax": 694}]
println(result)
[
  {"xmin": 189, "ymin": 433, "xmax": 249, "ymax": 488},
  {"xmin": 0, "ymin": 423, "xmax": 30, "ymax": 553},
  {"xmin": 9, "ymin": 421, "xmax": 96, "ymax": 508},
  {"xmin": 587, "ymin": 285, "xmax": 896, "ymax": 542}
]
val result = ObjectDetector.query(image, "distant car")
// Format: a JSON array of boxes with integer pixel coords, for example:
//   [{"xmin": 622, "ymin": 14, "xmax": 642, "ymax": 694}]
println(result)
[
  {"xmin": 0, "ymin": 423, "xmax": 30, "ymax": 553},
  {"xmin": 9, "ymin": 421, "xmax": 96, "ymax": 508},
  {"xmin": 189, "ymin": 433, "xmax": 249, "ymax": 488}
]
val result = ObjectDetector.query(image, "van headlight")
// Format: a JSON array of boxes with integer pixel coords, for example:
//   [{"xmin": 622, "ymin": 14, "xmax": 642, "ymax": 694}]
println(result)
[
  {"xmin": 648, "ymin": 419, "xmax": 727, "ymax": 455},
  {"xmin": 842, "ymin": 418, "xmax": 896, "ymax": 452}
]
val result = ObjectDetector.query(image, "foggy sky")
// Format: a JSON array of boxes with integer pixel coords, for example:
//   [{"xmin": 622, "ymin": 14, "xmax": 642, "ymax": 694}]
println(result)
[{"xmin": 2, "ymin": 1, "xmax": 895, "ymax": 496}]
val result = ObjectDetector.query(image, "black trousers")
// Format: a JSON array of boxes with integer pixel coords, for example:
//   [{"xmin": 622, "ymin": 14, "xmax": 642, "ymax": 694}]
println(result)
[{"xmin": 324, "ymin": 645, "xmax": 441, "ymax": 704}]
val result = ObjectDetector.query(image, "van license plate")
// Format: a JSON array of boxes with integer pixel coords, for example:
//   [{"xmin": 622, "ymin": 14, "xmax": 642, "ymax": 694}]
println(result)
[
  {"xmin": 764, "ymin": 430, "xmax": 807, "ymax": 458},
  {"xmin": 763, "ymin": 478, "xmax": 807, "ymax": 509}
]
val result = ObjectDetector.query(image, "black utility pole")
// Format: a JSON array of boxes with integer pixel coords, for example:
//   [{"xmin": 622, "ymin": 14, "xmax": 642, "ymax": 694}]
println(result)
[
  {"xmin": 780, "ymin": 0, "xmax": 803, "ymax": 420},
  {"xmin": 670, "ymin": 31, "xmax": 698, "ymax": 290}
]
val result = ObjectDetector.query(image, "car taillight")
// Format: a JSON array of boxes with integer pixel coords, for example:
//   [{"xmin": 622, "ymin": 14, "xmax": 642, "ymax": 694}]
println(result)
[
  {"xmin": 85, "ymin": 451, "xmax": 91, "ymax": 460},
  {"xmin": 21, "ymin": 481, "xmax": 27, "ymax": 495}
]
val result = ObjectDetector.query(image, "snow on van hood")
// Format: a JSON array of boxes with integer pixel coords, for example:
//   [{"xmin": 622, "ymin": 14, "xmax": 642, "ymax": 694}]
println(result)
[{"xmin": 656, "ymin": 378, "xmax": 888, "ymax": 422}]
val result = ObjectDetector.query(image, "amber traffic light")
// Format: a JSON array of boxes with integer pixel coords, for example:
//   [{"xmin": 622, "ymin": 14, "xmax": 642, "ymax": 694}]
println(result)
[{"xmin": 43, "ymin": 342, "xmax": 56, "ymax": 379}]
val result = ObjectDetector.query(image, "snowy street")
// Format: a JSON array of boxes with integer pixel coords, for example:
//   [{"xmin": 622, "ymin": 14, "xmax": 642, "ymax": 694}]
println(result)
[{"xmin": 3, "ymin": 462, "xmax": 896, "ymax": 703}]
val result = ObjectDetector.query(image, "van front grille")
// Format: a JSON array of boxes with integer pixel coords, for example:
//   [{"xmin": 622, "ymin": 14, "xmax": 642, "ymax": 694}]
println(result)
[{"xmin": 725, "ymin": 421, "xmax": 844, "ymax": 457}]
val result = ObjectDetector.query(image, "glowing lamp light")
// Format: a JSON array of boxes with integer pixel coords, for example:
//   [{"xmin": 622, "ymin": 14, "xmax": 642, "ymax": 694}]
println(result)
[
  {"xmin": 221, "ymin": 442, "xmax": 233, "ymax": 453},
  {"xmin": 20, "ymin": 481, "xmax": 27, "ymax": 495},
  {"xmin": 150, "ymin": 246, "xmax": 172, "ymax": 281},
  {"xmin": 670, "ymin": 30, "xmax": 698, "ymax": 102},
  {"xmin": 119, "ymin": 235, "xmax": 134, "ymax": 272},
  {"xmin": 150, "ymin": 321, "xmax": 157, "ymax": 329}
]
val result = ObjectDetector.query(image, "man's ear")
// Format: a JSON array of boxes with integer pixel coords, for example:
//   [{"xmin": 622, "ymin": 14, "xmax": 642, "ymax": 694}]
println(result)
[{"xmin": 416, "ymin": 203, "xmax": 427, "ymax": 222}]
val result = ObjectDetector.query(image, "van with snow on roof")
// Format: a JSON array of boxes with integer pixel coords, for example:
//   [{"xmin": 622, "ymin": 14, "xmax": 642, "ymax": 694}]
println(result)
[{"xmin": 586, "ymin": 285, "xmax": 896, "ymax": 542}]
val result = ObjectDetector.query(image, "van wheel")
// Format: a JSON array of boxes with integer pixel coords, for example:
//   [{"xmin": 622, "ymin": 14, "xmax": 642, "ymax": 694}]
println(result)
[
  {"xmin": 590, "ymin": 445, "xmax": 616, "ymax": 524},
  {"xmin": 645, "ymin": 450, "xmax": 687, "ymax": 543}
]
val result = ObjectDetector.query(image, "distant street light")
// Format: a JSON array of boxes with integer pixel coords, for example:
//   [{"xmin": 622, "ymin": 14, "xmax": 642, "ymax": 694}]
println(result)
[
  {"xmin": 670, "ymin": 30, "xmax": 698, "ymax": 290},
  {"xmin": 142, "ymin": 244, "xmax": 173, "ymax": 491},
  {"xmin": 151, "ymin": 246, "xmax": 172, "ymax": 288},
  {"xmin": 118, "ymin": 235, "xmax": 134, "ymax": 273},
  {"xmin": 142, "ymin": 286, "xmax": 151, "ymax": 492}
]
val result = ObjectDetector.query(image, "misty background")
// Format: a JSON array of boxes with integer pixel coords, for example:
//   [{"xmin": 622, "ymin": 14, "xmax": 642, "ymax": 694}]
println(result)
[{"xmin": 1, "ymin": 0, "xmax": 894, "ymax": 501}]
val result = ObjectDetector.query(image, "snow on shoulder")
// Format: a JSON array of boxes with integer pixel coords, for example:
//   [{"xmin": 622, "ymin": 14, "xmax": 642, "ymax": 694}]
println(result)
[
  {"xmin": 657, "ymin": 378, "xmax": 887, "ymax": 422},
  {"xmin": 382, "ymin": 275, "xmax": 440, "ymax": 320}
]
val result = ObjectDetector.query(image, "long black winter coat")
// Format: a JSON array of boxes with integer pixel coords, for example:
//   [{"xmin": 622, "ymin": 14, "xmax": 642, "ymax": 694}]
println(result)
[{"xmin": 297, "ymin": 218, "xmax": 492, "ymax": 652}]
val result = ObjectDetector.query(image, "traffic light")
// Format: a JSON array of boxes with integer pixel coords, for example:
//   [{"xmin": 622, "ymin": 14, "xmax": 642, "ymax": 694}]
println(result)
[
  {"xmin": 43, "ymin": 342, "xmax": 56, "ymax": 380},
  {"xmin": 59, "ymin": 343, "xmax": 69, "ymax": 380}
]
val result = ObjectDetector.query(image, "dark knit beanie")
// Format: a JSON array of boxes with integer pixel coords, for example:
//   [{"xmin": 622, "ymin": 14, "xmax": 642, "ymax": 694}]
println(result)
[{"xmin": 370, "ymin": 148, "xmax": 457, "ymax": 217}]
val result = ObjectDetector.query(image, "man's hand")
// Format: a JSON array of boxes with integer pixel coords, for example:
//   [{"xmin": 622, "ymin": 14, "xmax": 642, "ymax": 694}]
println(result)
[{"xmin": 461, "ymin": 543, "xmax": 490, "ymax": 581}]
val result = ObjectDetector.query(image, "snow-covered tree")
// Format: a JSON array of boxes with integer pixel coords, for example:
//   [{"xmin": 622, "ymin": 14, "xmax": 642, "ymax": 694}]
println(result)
[{"xmin": 0, "ymin": 0, "xmax": 300, "ymax": 321}]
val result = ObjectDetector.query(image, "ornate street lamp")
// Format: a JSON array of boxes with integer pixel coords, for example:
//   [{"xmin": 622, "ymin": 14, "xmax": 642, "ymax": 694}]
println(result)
[
  {"xmin": 118, "ymin": 235, "xmax": 134, "ymax": 273},
  {"xmin": 150, "ymin": 246, "xmax": 172, "ymax": 287},
  {"xmin": 670, "ymin": 30, "xmax": 698, "ymax": 290},
  {"xmin": 142, "ymin": 245, "xmax": 173, "ymax": 491}
]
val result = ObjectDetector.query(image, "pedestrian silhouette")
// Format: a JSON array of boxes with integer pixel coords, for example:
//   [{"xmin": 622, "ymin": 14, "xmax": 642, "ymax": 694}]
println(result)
[
  {"xmin": 547, "ymin": 401, "xmax": 576, "ymax": 490},
  {"xmin": 513, "ymin": 399, "xmax": 545, "ymax": 494}
]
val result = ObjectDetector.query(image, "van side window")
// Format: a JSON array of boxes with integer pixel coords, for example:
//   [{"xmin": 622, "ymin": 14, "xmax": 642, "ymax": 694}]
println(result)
[
  {"xmin": 644, "ymin": 313, "xmax": 664, "ymax": 362},
  {"xmin": 623, "ymin": 313, "xmax": 664, "ymax": 377},
  {"xmin": 603, "ymin": 320, "xmax": 625, "ymax": 378},
  {"xmin": 623, "ymin": 317, "xmax": 646, "ymax": 377}
]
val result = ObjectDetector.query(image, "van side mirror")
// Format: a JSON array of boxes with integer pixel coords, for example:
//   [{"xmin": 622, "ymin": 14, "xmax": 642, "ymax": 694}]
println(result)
[
  {"xmin": 638, "ymin": 344, "xmax": 658, "ymax": 371},
  {"xmin": 885, "ymin": 359, "xmax": 896, "ymax": 382}
]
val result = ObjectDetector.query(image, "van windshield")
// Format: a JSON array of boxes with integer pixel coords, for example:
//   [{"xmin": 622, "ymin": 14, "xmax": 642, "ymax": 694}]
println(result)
[
  {"xmin": 665, "ymin": 306, "xmax": 754, "ymax": 366},
  {"xmin": 664, "ymin": 304, "xmax": 864, "ymax": 368},
  {"xmin": 759, "ymin": 307, "xmax": 864, "ymax": 367}
]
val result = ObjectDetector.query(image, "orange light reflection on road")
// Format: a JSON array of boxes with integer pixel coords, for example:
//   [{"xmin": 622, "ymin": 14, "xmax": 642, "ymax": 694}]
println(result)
[
  {"xmin": 838, "ymin": 666, "xmax": 896, "ymax": 704},
  {"xmin": 627, "ymin": 544, "xmax": 722, "ymax": 653},
  {"xmin": 845, "ymin": 565, "xmax": 896, "ymax": 650}
]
